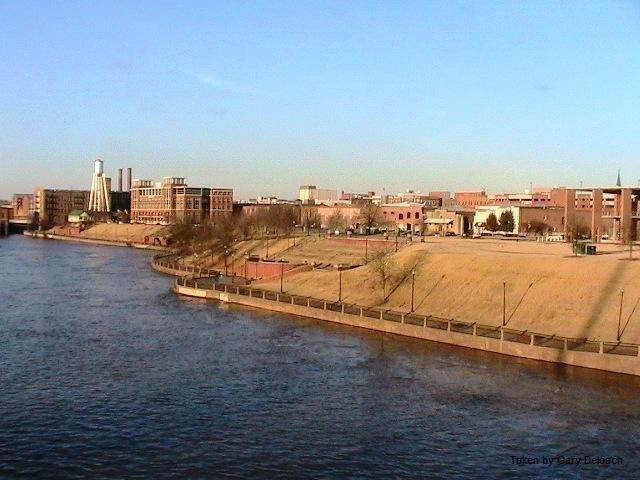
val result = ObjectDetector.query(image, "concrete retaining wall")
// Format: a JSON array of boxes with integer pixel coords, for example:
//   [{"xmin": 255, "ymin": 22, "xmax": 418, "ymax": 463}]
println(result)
[{"xmin": 173, "ymin": 282, "xmax": 640, "ymax": 377}]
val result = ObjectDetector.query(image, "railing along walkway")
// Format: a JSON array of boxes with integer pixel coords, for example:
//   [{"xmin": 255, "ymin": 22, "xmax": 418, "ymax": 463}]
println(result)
[{"xmin": 175, "ymin": 277, "xmax": 640, "ymax": 359}]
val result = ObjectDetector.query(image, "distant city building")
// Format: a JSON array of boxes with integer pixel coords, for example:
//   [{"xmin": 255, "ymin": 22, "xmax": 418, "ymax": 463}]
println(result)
[
  {"xmin": 34, "ymin": 188, "xmax": 90, "ymax": 228},
  {"xmin": 130, "ymin": 177, "xmax": 232, "ymax": 224},
  {"xmin": 380, "ymin": 202, "xmax": 425, "ymax": 233},
  {"xmin": 210, "ymin": 188, "xmax": 234, "ymax": 219},
  {"xmin": 299, "ymin": 185, "xmax": 338, "ymax": 204},
  {"xmin": 385, "ymin": 190, "xmax": 441, "ymax": 208},
  {"xmin": 454, "ymin": 190, "xmax": 490, "ymax": 207},
  {"xmin": 11, "ymin": 193, "xmax": 34, "ymax": 220}
]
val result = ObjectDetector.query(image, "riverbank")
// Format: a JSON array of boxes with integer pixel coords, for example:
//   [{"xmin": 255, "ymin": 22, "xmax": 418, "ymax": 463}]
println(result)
[
  {"xmin": 172, "ymin": 278, "xmax": 640, "ymax": 376},
  {"xmin": 25, "ymin": 229, "xmax": 167, "ymax": 251},
  {"xmin": 166, "ymin": 236, "xmax": 640, "ymax": 376}
]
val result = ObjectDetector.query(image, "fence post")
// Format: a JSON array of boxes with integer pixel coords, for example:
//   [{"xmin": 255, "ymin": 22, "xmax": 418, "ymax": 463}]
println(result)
[
  {"xmin": 291, "ymin": 296, "xmax": 294, "ymax": 305},
  {"xmin": 224, "ymin": 284, "xmax": 228, "ymax": 293},
  {"xmin": 599, "ymin": 341, "xmax": 604, "ymax": 354},
  {"xmin": 423, "ymin": 316, "xmax": 427, "ymax": 328},
  {"xmin": 473, "ymin": 324, "xmax": 477, "ymax": 336},
  {"xmin": 262, "ymin": 290, "xmax": 266, "ymax": 299},
  {"xmin": 447, "ymin": 320, "xmax": 451, "ymax": 332},
  {"xmin": 380, "ymin": 311, "xmax": 384, "ymax": 321},
  {"xmin": 500, "ymin": 328, "xmax": 504, "ymax": 342},
  {"xmin": 276, "ymin": 293, "xmax": 280, "ymax": 302},
  {"xmin": 307, "ymin": 298, "xmax": 310, "ymax": 308},
  {"xmin": 564, "ymin": 338, "xmax": 568, "ymax": 351},
  {"xmin": 401, "ymin": 313, "xmax": 405, "ymax": 324},
  {"xmin": 194, "ymin": 281, "xmax": 198, "ymax": 289},
  {"xmin": 530, "ymin": 334, "xmax": 535, "ymax": 346},
  {"xmin": 323, "ymin": 301, "xmax": 327, "ymax": 310},
  {"xmin": 341, "ymin": 304, "xmax": 345, "ymax": 314},
  {"xmin": 360, "ymin": 307, "xmax": 363, "ymax": 317}
]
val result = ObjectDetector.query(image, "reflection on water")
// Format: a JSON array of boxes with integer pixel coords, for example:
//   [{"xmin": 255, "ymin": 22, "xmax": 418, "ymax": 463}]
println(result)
[{"xmin": 0, "ymin": 236, "xmax": 639, "ymax": 478}]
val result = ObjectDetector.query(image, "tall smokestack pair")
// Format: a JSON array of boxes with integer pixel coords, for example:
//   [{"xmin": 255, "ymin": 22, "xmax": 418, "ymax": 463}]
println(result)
[
  {"xmin": 127, "ymin": 167, "xmax": 132, "ymax": 191},
  {"xmin": 117, "ymin": 169, "xmax": 123, "ymax": 192}
]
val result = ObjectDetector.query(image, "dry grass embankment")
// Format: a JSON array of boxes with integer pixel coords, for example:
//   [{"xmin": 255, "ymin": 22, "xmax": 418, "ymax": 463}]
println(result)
[{"xmin": 256, "ymin": 237, "xmax": 640, "ymax": 343}]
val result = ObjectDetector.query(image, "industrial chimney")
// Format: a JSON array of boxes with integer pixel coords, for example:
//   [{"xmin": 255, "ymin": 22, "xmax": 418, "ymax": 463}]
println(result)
[
  {"xmin": 127, "ymin": 168, "xmax": 132, "ymax": 191},
  {"xmin": 118, "ymin": 168, "xmax": 123, "ymax": 192}
]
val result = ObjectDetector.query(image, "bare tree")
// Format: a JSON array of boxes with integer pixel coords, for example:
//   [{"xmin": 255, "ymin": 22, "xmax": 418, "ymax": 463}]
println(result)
[
  {"xmin": 326, "ymin": 208, "xmax": 345, "ymax": 231},
  {"xmin": 369, "ymin": 248, "xmax": 396, "ymax": 302},
  {"xmin": 357, "ymin": 202, "xmax": 382, "ymax": 234}
]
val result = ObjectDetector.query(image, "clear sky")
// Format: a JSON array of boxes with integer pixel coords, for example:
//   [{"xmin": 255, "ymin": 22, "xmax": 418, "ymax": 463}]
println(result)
[{"xmin": 0, "ymin": 0, "xmax": 639, "ymax": 200}]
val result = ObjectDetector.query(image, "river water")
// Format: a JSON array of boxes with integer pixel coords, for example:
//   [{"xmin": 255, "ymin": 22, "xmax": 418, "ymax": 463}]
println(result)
[{"xmin": 1, "ymin": 236, "xmax": 639, "ymax": 478}]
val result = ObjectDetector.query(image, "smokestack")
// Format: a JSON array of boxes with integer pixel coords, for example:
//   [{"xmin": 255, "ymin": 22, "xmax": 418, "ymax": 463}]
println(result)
[
  {"xmin": 118, "ymin": 168, "xmax": 123, "ymax": 192},
  {"xmin": 127, "ymin": 168, "xmax": 132, "ymax": 191}
]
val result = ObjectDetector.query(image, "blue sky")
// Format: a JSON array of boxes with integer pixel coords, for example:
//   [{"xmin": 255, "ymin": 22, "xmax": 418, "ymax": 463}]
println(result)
[{"xmin": 0, "ymin": 0, "xmax": 639, "ymax": 199}]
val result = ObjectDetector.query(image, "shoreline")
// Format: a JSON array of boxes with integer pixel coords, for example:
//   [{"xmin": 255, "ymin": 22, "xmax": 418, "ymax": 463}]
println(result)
[
  {"xmin": 171, "ymin": 279, "xmax": 640, "ymax": 377},
  {"xmin": 23, "ymin": 230, "xmax": 168, "ymax": 251},
  {"xmin": 22, "ymin": 232, "xmax": 640, "ymax": 376}
]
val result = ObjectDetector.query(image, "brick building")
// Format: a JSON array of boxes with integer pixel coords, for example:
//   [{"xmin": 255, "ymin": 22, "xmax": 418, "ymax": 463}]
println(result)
[
  {"xmin": 131, "ymin": 177, "xmax": 231, "ymax": 225},
  {"xmin": 34, "ymin": 188, "xmax": 90, "ymax": 228},
  {"xmin": 210, "ymin": 188, "xmax": 234, "ymax": 219}
]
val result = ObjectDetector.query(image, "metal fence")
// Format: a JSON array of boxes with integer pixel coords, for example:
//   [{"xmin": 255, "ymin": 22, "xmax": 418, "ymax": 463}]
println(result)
[
  {"xmin": 175, "ymin": 277, "xmax": 640, "ymax": 359},
  {"xmin": 152, "ymin": 253, "xmax": 220, "ymax": 277}
]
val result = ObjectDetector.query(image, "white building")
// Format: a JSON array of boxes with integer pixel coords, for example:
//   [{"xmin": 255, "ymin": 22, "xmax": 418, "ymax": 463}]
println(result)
[{"xmin": 299, "ymin": 185, "xmax": 339, "ymax": 204}]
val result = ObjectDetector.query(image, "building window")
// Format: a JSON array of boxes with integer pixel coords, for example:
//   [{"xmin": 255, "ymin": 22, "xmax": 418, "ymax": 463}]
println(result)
[{"xmin": 399, "ymin": 213, "xmax": 403, "ymax": 220}]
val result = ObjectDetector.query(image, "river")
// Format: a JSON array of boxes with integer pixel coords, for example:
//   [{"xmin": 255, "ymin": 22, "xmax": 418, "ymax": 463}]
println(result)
[{"xmin": 1, "ymin": 236, "xmax": 639, "ymax": 478}]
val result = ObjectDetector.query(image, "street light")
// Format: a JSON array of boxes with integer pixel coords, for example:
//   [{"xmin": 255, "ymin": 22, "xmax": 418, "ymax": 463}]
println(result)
[
  {"xmin": 224, "ymin": 248, "xmax": 229, "ymax": 276},
  {"xmin": 502, "ymin": 281, "xmax": 506, "ymax": 326},
  {"xmin": 265, "ymin": 236, "xmax": 269, "ymax": 259},
  {"xmin": 293, "ymin": 220, "xmax": 296, "ymax": 246},
  {"xmin": 365, "ymin": 237, "xmax": 368, "ymax": 264},
  {"xmin": 395, "ymin": 227, "xmax": 399, "ymax": 252},
  {"xmin": 410, "ymin": 270, "xmax": 416, "ymax": 312},
  {"xmin": 280, "ymin": 262, "xmax": 284, "ymax": 293},
  {"xmin": 338, "ymin": 268, "xmax": 343, "ymax": 303},
  {"xmin": 617, "ymin": 289, "xmax": 625, "ymax": 341}
]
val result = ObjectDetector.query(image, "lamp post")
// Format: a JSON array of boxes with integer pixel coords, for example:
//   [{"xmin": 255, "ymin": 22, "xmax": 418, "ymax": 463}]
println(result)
[
  {"xmin": 617, "ymin": 289, "xmax": 625, "ymax": 341},
  {"xmin": 502, "ymin": 281, "xmax": 506, "ymax": 326},
  {"xmin": 365, "ymin": 237, "xmax": 368, "ymax": 264},
  {"xmin": 395, "ymin": 227, "xmax": 399, "ymax": 252},
  {"xmin": 280, "ymin": 262, "xmax": 284, "ymax": 293},
  {"xmin": 293, "ymin": 220, "xmax": 296, "ymax": 246},
  {"xmin": 230, "ymin": 254, "xmax": 235, "ymax": 277},
  {"xmin": 338, "ymin": 268, "xmax": 343, "ymax": 303},
  {"xmin": 265, "ymin": 235, "xmax": 269, "ymax": 259},
  {"xmin": 411, "ymin": 270, "xmax": 416, "ymax": 312}
]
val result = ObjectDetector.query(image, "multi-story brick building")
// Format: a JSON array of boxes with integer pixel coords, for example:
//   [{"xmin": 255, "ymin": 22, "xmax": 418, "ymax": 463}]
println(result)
[
  {"xmin": 131, "ymin": 177, "xmax": 232, "ymax": 224},
  {"xmin": 34, "ymin": 188, "xmax": 90, "ymax": 228},
  {"xmin": 380, "ymin": 202, "xmax": 425, "ymax": 233},
  {"xmin": 210, "ymin": 188, "xmax": 233, "ymax": 219}
]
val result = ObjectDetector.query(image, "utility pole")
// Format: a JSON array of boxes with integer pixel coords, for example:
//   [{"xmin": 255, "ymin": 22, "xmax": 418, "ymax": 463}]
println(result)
[
  {"xmin": 365, "ymin": 237, "xmax": 368, "ymax": 264},
  {"xmin": 617, "ymin": 289, "xmax": 624, "ymax": 341},
  {"xmin": 280, "ymin": 263, "xmax": 284, "ymax": 293},
  {"xmin": 293, "ymin": 221, "xmax": 296, "ymax": 247},
  {"xmin": 502, "ymin": 281, "xmax": 506, "ymax": 326},
  {"xmin": 395, "ymin": 227, "xmax": 398, "ymax": 253},
  {"xmin": 410, "ymin": 270, "xmax": 416, "ymax": 312}
]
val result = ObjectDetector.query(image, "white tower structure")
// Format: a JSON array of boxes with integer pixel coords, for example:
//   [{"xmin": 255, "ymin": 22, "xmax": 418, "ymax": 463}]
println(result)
[{"xmin": 88, "ymin": 159, "xmax": 111, "ymax": 212}]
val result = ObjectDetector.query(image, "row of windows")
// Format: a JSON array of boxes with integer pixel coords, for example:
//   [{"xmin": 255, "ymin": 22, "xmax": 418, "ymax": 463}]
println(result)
[{"xmin": 382, "ymin": 211, "xmax": 421, "ymax": 220}]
